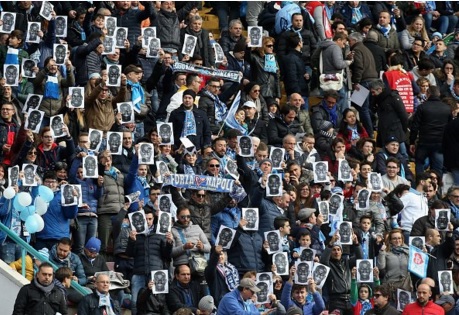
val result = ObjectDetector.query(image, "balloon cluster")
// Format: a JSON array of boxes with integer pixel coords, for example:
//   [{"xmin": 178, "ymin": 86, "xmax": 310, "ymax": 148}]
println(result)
[{"xmin": 3, "ymin": 186, "xmax": 55, "ymax": 234}]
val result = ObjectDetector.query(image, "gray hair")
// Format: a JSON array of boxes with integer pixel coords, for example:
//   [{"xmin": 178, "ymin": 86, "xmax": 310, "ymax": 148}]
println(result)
[
  {"xmin": 369, "ymin": 79, "xmax": 385, "ymax": 90},
  {"xmin": 349, "ymin": 32, "xmax": 364, "ymax": 43},
  {"xmin": 229, "ymin": 19, "xmax": 243, "ymax": 30}
]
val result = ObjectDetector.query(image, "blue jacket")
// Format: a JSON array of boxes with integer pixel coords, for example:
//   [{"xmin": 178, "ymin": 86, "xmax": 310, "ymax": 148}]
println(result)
[
  {"xmin": 49, "ymin": 244, "xmax": 87, "ymax": 285},
  {"xmin": 35, "ymin": 189, "xmax": 78, "ymax": 241},
  {"xmin": 69, "ymin": 157, "xmax": 103, "ymax": 214},
  {"xmin": 125, "ymin": 155, "xmax": 149, "ymax": 212},
  {"xmin": 211, "ymin": 206, "xmax": 241, "ymax": 244},
  {"xmin": 281, "ymin": 282, "xmax": 325, "ymax": 315},
  {"xmin": 219, "ymin": 288, "xmax": 259, "ymax": 315},
  {"xmin": 250, "ymin": 185, "xmax": 284, "ymax": 236},
  {"xmin": 0, "ymin": 197, "xmax": 20, "ymax": 244},
  {"xmin": 227, "ymin": 228, "xmax": 266, "ymax": 275}
]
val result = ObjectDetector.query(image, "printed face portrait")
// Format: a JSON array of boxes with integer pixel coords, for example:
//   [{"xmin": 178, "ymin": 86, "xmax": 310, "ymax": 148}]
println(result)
[
  {"xmin": 143, "ymin": 28, "xmax": 154, "ymax": 39},
  {"xmin": 245, "ymin": 209, "xmax": 257, "ymax": 229},
  {"xmin": 10, "ymin": 167, "xmax": 19, "ymax": 185},
  {"xmin": 29, "ymin": 23, "xmax": 39, "ymax": 39},
  {"xmin": 55, "ymin": 17, "xmax": 66, "ymax": 35},
  {"xmin": 274, "ymin": 254, "xmax": 287, "ymax": 274},
  {"xmin": 2, "ymin": 13, "xmax": 14, "ymax": 32},
  {"xmin": 411, "ymin": 237, "xmax": 423, "ymax": 250},
  {"xmin": 185, "ymin": 36, "xmax": 196, "ymax": 54},
  {"xmin": 339, "ymin": 222, "xmax": 351, "ymax": 243},
  {"xmin": 441, "ymin": 272, "xmax": 451, "ymax": 291},
  {"xmin": 218, "ymin": 228, "xmax": 233, "ymax": 247},
  {"xmin": 104, "ymin": 37, "xmax": 114, "ymax": 51},
  {"xmin": 23, "ymin": 60, "xmax": 35, "ymax": 77},
  {"xmin": 159, "ymin": 196, "xmax": 171, "ymax": 212},
  {"xmin": 358, "ymin": 189, "xmax": 369, "ymax": 208},
  {"xmin": 159, "ymin": 213, "xmax": 170, "ymax": 233},
  {"xmin": 51, "ymin": 116, "xmax": 64, "ymax": 136},
  {"xmin": 267, "ymin": 232, "xmax": 279, "ymax": 251},
  {"xmin": 159, "ymin": 124, "xmax": 172, "ymax": 143},
  {"xmin": 106, "ymin": 18, "xmax": 116, "ymax": 36},
  {"xmin": 55, "ymin": 45, "xmax": 66, "ymax": 63},
  {"xmin": 240, "ymin": 136, "xmax": 252, "ymax": 155},
  {"xmin": 5, "ymin": 65, "xmax": 18, "ymax": 85},
  {"xmin": 399, "ymin": 292, "xmax": 410, "ymax": 309},
  {"xmin": 43, "ymin": 2, "xmax": 52, "ymax": 16},
  {"xmin": 315, "ymin": 162, "xmax": 327, "ymax": 181},
  {"xmin": 26, "ymin": 96, "xmax": 40, "ymax": 111},
  {"xmin": 271, "ymin": 149, "xmax": 283, "ymax": 167},
  {"xmin": 153, "ymin": 271, "xmax": 167, "ymax": 291},
  {"xmin": 131, "ymin": 212, "xmax": 145, "ymax": 233},
  {"xmin": 24, "ymin": 165, "xmax": 35, "ymax": 184},
  {"xmin": 28, "ymin": 111, "xmax": 41, "ymax": 130},
  {"xmin": 215, "ymin": 43, "xmax": 224, "ymax": 60},
  {"xmin": 340, "ymin": 160, "xmax": 351, "ymax": 179},
  {"xmin": 358, "ymin": 261, "xmax": 372, "ymax": 281},
  {"xmin": 297, "ymin": 262, "xmax": 310, "ymax": 283},
  {"xmin": 120, "ymin": 103, "xmax": 132, "ymax": 122},
  {"xmin": 329, "ymin": 195, "xmax": 341, "ymax": 214},
  {"xmin": 256, "ymin": 282, "xmax": 268, "ymax": 302},
  {"xmin": 89, "ymin": 131, "xmax": 101, "ymax": 150},
  {"xmin": 84, "ymin": 156, "xmax": 97, "ymax": 176},
  {"xmin": 319, "ymin": 202, "xmax": 329, "ymax": 218},
  {"xmin": 149, "ymin": 38, "xmax": 160, "ymax": 57},
  {"xmin": 116, "ymin": 28, "xmax": 126, "ymax": 46},
  {"xmin": 108, "ymin": 66, "xmax": 120, "ymax": 85},
  {"xmin": 140, "ymin": 144, "xmax": 153, "ymax": 162},
  {"xmin": 63, "ymin": 185, "xmax": 74, "ymax": 203},
  {"xmin": 300, "ymin": 249, "xmax": 314, "ymax": 261},
  {"xmin": 108, "ymin": 133, "xmax": 121, "ymax": 153},
  {"xmin": 437, "ymin": 211, "xmax": 448, "ymax": 230},
  {"xmin": 71, "ymin": 89, "xmax": 83, "ymax": 107},
  {"xmin": 313, "ymin": 265, "xmax": 327, "ymax": 285},
  {"xmin": 250, "ymin": 27, "xmax": 261, "ymax": 45},
  {"xmin": 370, "ymin": 174, "xmax": 380, "ymax": 189},
  {"xmin": 268, "ymin": 175, "xmax": 280, "ymax": 195}
]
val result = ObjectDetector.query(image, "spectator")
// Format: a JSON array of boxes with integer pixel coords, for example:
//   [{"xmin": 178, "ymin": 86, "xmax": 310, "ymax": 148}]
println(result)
[
  {"xmin": 78, "ymin": 273, "xmax": 121, "ymax": 315},
  {"xmin": 368, "ymin": 11, "xmax": 400, "ymax": 51},
  {"xmin": 180, "ymin": 15, "xmax": 213, "ymax": 67},
  {"xmin": 78, "ymin": 237, "xmax": 109, "ymax": 283},
  {"xmin": 268, "ymin": 105, "xmax": 304, "ymax": 147},
  {"xmin": 219, "ymin": 19, "xmax": 246, "ymax": 55},
  {"xmin": 398, "ymin": 17, "xmax": 430, "ymax": 50},
  {"xmin": 311, "ymin": 90, "xmax": 342, "ymax": 134},
  {"xmin": 401, "ymin": 284, "xmax": 443, "ymax": 315},
  {"xmin": 0, "ymin": 102, "xmax": 20, "ymax": 166},
  {"xmin": 364, "ymin": 284, "xmax": 399, "ymax": 315},
  {"xmin": 341, "ymin": 1, "xmax": 372, "ymax": 29}
]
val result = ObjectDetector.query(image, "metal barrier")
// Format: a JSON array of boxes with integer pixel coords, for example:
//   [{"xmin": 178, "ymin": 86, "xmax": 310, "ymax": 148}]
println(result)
[{"xmin": 0, "ymin": 221, "xmax": 89, "ymax": 297}]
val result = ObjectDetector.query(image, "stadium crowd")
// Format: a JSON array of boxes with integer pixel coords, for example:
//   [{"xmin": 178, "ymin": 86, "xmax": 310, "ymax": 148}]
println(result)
[{"xmin": 2, "ymin": 1, "xmax": 459, "ymax": 315}]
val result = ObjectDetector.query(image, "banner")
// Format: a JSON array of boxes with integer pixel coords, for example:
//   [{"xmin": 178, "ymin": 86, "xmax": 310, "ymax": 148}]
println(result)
[
  {"xmin": 172, "ymin": 62, "xmax": 242, "ymax": 83},
  {"xmin": 408, "ymin": 245, "xmax": 428, "ymax": 279},
  {"xmin": 163, "ymin": 174, "xmax": 234, "ymax": 193}
]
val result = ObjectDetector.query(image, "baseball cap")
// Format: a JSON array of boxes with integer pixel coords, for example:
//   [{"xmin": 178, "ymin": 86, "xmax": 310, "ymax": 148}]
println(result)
[
  {"xmin": 239, "ymin": 278, "xmax": 260, "ymax": 292},
  {"xmin": 432, "ymin": 32, "xmax": 442, "ymax": 39},
  {"xmin": 243, "ymin": 101, "xmax": 256, "ymax": 108},
  {"xmin": 435, "ymin": 295, "xmax": 455, "ymax": 306},
  {"xmin": 385, "ymin": 135, "xmax": 399, "ymax": 145},
  {"xmin": 85, "ymin": 237, "xmax": 101, "ymax": 253},
  {"xmin": 297, "ymin": 208, "xmax": 316, "ymax": 221}
]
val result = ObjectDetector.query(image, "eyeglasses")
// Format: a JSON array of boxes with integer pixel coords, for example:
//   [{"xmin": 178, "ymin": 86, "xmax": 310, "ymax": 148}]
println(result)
[
  {"xmin": 209, "ymin": 164, "xmax": 220, "ymax": 168},
  {"xmin": 209, "ymin": 85, "xmax": 221, "ymax": 89},
  {"xmin": 451, "ymin": 195, "xmax": 459, "ymax": 199},
  {"xmin": 252, "ymin": 90, "xmax": 261, "ymax": 93},
  {"xmin": 1, "ymin": 108, "xmax": 14, "ymax": 111},
  {"xmin": 391, "ymin": 237, "xmax": 402, "ymax": 240},
  {"xmin": 196, "ymin": 194, "xmax": 206, "ymax": 198},
  {"xmin": 373, "ymin": 293, "xmax": 382, "ymax": 298},
  {"xmin": 28, "ymin": 151, "xmax": 37, "ymax": 155},
  {"xmin": 44, "ymin": 180, "xmax": 57, "ymax": 184},
  {"xmin": 180, "ymin": 215, "xmax": 191, "ymax": 220}
]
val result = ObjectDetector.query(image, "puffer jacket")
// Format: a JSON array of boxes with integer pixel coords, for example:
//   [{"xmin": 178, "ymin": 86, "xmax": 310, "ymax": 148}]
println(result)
[
  {"xmin": 126, "ymin": 225, "xmax": 172, "ymax": 275},
  {"xmin": 35, "ymin": 190, "xmax": 78, "ymax": 241},
  {"xmin": 112, "ymin": 4, "xmax": 154, "ymax": 46},
  {"xmin": 171, "ymin": 221, "xmax": 211, "ymax": 266},
  {"xmin": 34, "ymin": 69, "xmax": 75, "ymax": 117},
  {"xmin": 77, "ymin": 291, "xmax": 121, "ymax": 315},
  {"xmin": 85, "ymin": 84, "xmax": 127, "ymax": 132},
  {"xmin": 73, "ymin": 38, "xmax": 103, "ymax": 86},
  {"xmin": 249, "ymin": 185, "xmax": 285, "ymax": 236},
  {"xmin": 112, "ymin": 208, "xmax": 131, "ymax": 256},
  {"xmin": 97, "ymin": 168, "xmax": 125, "ymax": 215},
  {"xmin": 227, "ymin": 228, "xmax": 266, "ymax": 275},
  {"xmin": 12, "ymin": 280, "xmax": 67, "ymax": 315},
  {"xmin": 49, "ymin": 244, "xmax": 87, "ymax": 285},
  {"xmin": 369, "ymin": 27, "xmax": 400, "ymax": 51}
]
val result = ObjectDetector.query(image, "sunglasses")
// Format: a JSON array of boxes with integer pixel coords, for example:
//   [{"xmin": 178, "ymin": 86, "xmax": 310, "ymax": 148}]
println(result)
[
  {"xmin": 196, "ymin": 194, "xmax": 206, "ymax": 198},
  {"xmin": 373, "ymin": 293, "xmax": 382, "ymax": 298},
  {"xmin": 209, "ymin": 164, "xmax": 220, "ymax": 168},
  {"xmin": 180, "ymin": 215, "xmax": 191, "ymax": 220},
  {"xmin": 266, "ymin": 45, "xmax": 274, "ymax": 48},
  {"xmin": 28, "ymin": 151, "xmax": 37, "ymax": 155}
]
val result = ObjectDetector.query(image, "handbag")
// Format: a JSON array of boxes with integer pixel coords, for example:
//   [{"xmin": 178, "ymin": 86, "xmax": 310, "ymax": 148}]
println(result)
[
  {"xmin": 319, "ymin": 51, "xmax": 344, "ymax": 91},
  {"xmin": 177, "ymin": 229, "xmax": 207, "ymax": 276}
]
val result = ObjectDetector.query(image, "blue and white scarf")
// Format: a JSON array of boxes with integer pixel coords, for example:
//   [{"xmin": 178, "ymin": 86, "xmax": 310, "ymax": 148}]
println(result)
[
  {"xmin": 44, "ymin": 75, "xmax": 59, "ymax": 99},
  {"xmin": 377, "ymin": 24, "xmax": 391, "ymax": 38},
  {"xmin": 74, "ymin": 22, "xmax": 86, "ymax": 41},
  {"xmin": 98, "ymin": 292, "xmax": 116, "ymax": 315},
  {"xmin": 105, "ymin": 167, "xmax": 118, "ymax": 180},
  {"xmin": 127, "ymin": 80, "xmax": 145, "ymax": 113},
  {"xmin": 264, "ymin": 54, "xmax": 278, "ymax": 73},
  {"xmin": 217, "ymin": 262, "xmax": 239, "ymax": 291},
  {"xmin": 203, "ymin": 89, "xmax": 227, "ymax": 123},
  {"xmin": 5, "ymin": 47, "xmax": 19, "ymax": 65},
  {"xmin": 347, "ymin": 125, "xmax": 359, "ymax": 141},
  {"xmin": 351, "ymin": 7, "xmax": 363, "ymax": 25},
  {"xmin": 181, "ymin": 110, "xmax": 196, "ymax": 137},
  {"xmin": 183, "ymin": 164, "xmax": 195, "ymax": 175}
]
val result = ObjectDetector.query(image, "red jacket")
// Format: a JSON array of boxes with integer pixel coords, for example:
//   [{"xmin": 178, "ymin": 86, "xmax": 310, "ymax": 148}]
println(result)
[{"xmin": 401, "ymin": 300, "xmax": 444, "ymax": 315}]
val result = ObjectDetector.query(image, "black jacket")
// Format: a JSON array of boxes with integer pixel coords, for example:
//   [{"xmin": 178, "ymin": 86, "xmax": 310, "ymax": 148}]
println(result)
[
  {"xmin": 363, "ymin": 40, "xmax": 387, "ymax": 74},
  {"xmin": 267, "ymin": 115, "xmax": 304, "ymax": 147},
  {"xmin": 443, "ymin": 118, "xmax": 459, "ymax": 171},
  {"xmin": 13, "ymin": 280, "xmax": 67, "ymax": 315},
  {"xmin": 169, "ymin": 105, "xmax": 212, "ymax": 152},
  {"xmin": 79, "ymin": 252, "xmax": 109, "ymax": 278},
  {"xmin": 364, "ymin": 303, "xmax": 399, "ymax": 315},
  {"xmin": 205, "ymin": 248, "xmax": 232, "ymax": 305},
  {"xmin": 409, "ymin": 96, "xmax": 451, "ymax": 145},
  {"xmin": 77, "ymin": 291, "xmax": 121, "ymax": 315},
  {"xmin": 284, "ymin": 49, "xmax": 309, "ymax": 96},
  {"xmin": 371, "ymin": 89, "xmax": 408, "ymax": 147},
  {"xmin": 166, "ymin": 279, "xmax": 204, "ymax": 314}
]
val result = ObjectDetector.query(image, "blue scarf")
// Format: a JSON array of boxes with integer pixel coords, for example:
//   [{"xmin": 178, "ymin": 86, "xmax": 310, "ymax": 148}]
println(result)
[
  {"xmin": 97, "ymin": 292, "xmax": 116, "ymax": 315},
  {"xmin": 217, "ymin": 262, "xmax": 239, "ymax": 291},
  {"xmin": 203, "ymin": 89, "xmax": 227, "ymax": 123},
  {"xmin": 183, "ymin": 164, "xmax": 195, "ymax": 175},
  {"xmin": 347, "ymin": 125, "xmax": 359, "ymax": 141},
  {"xmin": 44, "ymin": 75, "xmax": 60, "ymax": 99},
  {"xmin": 360, "ymin": 300, "xmax": 372, "ymax": 315},
  {"xmin": 74, "ymin": 22, "xmax": 86, "ymax": 41},
  {"xmin": 5, "ymin": 47, "xmax": 19, "ymax": 64},
  {"xmin": 105, "ymin": 167, "xmax": 118, "ymax": 180},
  {"xmin": 351, "ymin": 7, "xmax": 363, "ymax": 25},
  {"xmin": 377, "ymin": 24, "xmax": 391, "ymax": 38},
  {"xmin": 321, "ymin": 102, "xmax": 338, "ymax": 127},
  {"xmin": 264, "ymin": 54, "xmax": 278, "ymax": 73},
  {"xmin": 127, "ymin": 80, "xmax": 145, "ymax": 113},
  {"xmin": 182, "ymin": 110, "xmax": 197, "ymax": 137}
]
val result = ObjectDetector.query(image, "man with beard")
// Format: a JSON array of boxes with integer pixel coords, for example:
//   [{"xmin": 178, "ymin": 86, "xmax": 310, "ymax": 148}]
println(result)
[
  {"xmin": 12, "ymin": 262, "xmax": 67, "ymax": 315},
  {"xmin": 402, "ymin": 284, "xmax": 443, "ymax": 315}
]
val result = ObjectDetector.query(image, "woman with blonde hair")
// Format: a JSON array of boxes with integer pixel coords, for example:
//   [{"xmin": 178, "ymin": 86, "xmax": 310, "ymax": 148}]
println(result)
[{"xmin": 399, "ymin": 16, "xmax": 430, "ymax": 50}]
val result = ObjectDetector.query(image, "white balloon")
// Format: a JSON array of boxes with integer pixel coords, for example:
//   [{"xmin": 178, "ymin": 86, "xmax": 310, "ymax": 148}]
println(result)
[
  {"xmin": 35, "ymin": 196, "xmax": 48, "ymax": 215},
  {"xmin": 34, "ymin": 214, "xmax": 45, "ymax": 232},
  {"xmin": 17, "ymin": 192, "xmax": 33, "ymax": 207},
  {"xmin": 3, "ymin": 187, "xmax": 16, "ymax": 199}
]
